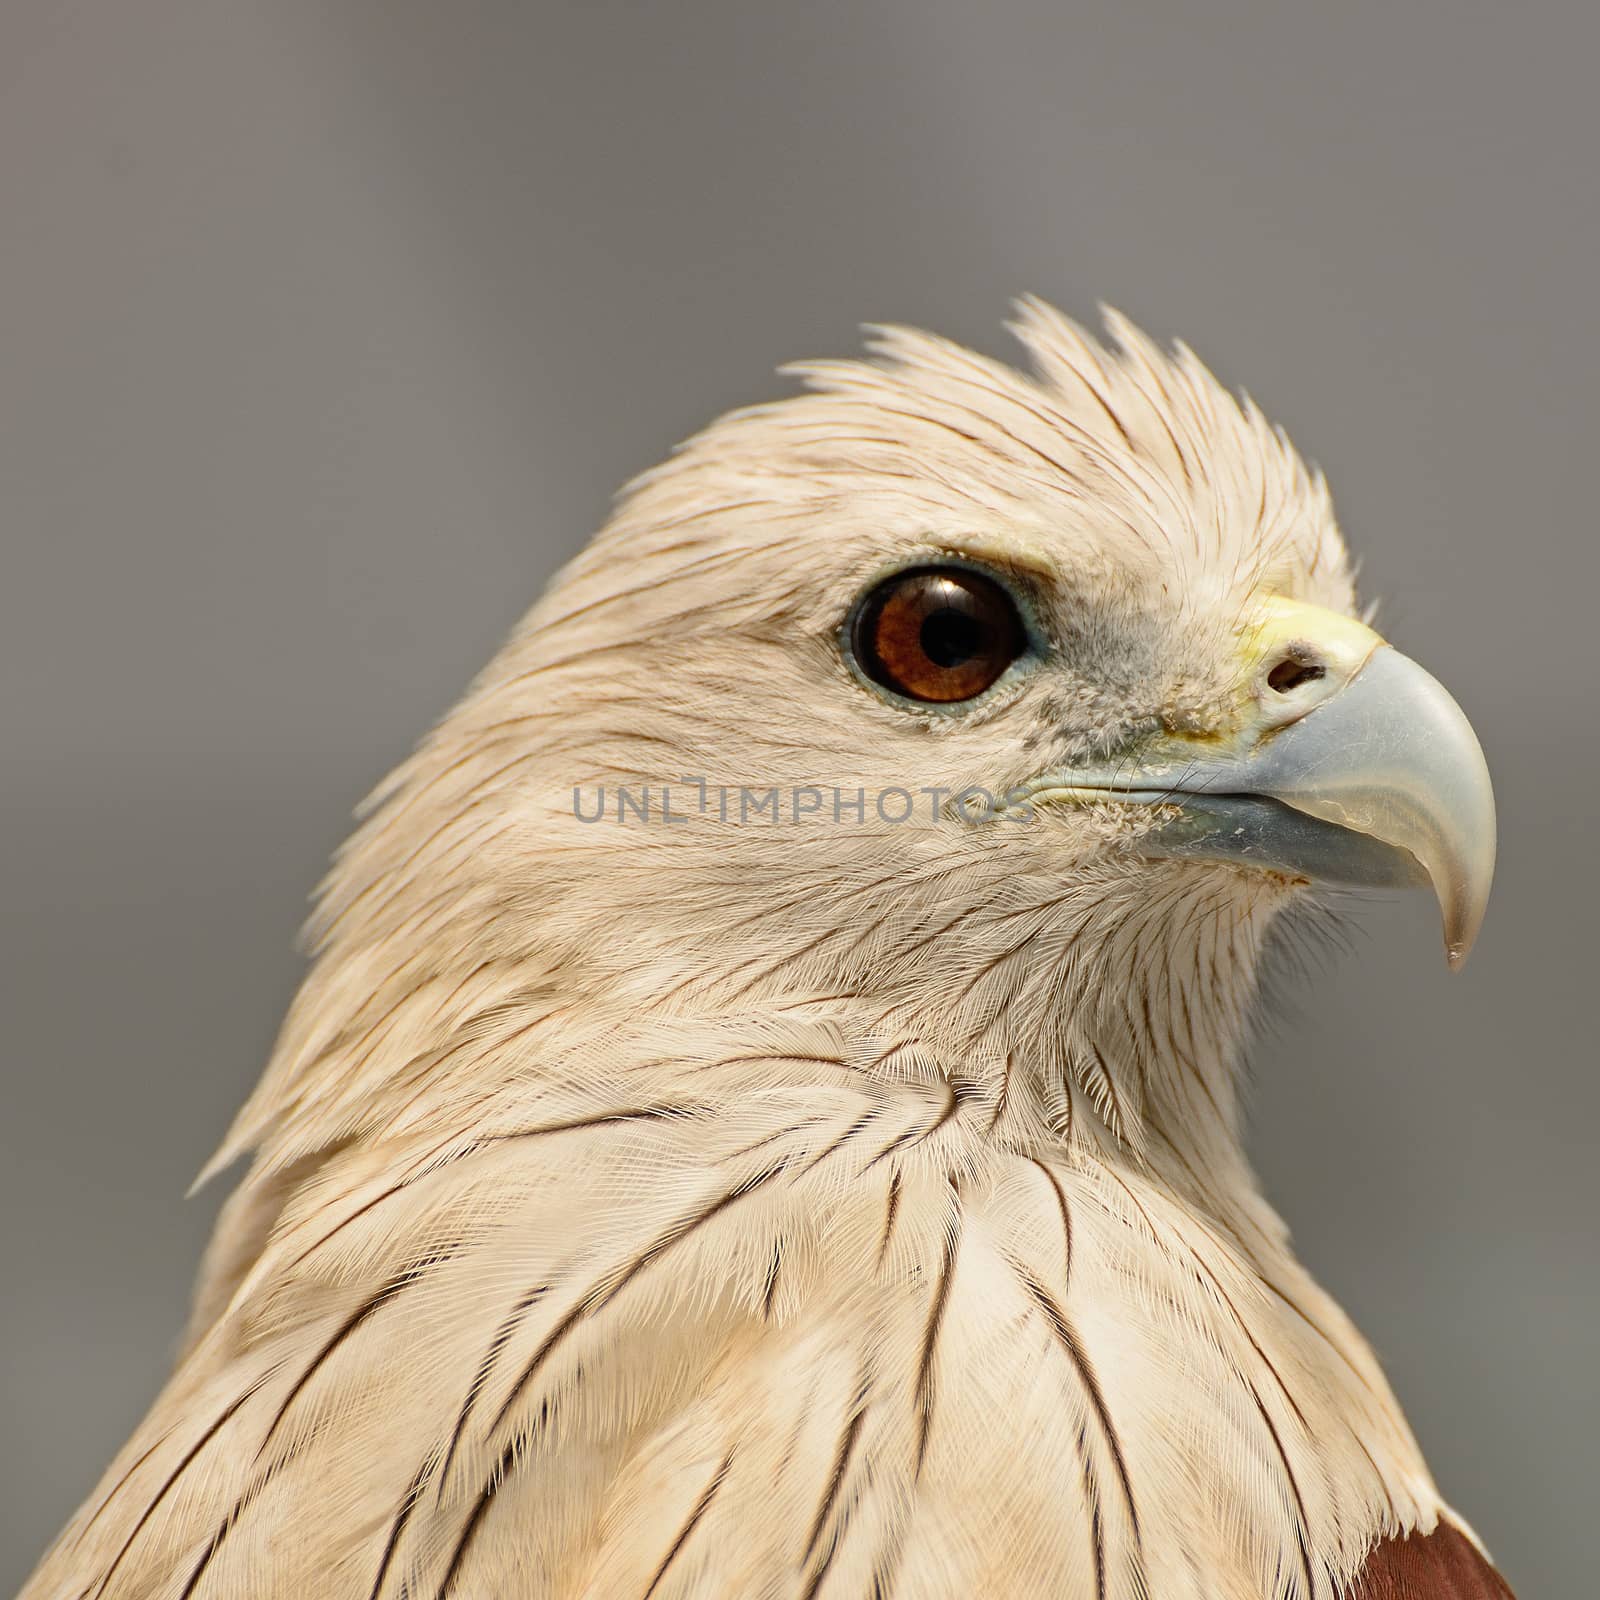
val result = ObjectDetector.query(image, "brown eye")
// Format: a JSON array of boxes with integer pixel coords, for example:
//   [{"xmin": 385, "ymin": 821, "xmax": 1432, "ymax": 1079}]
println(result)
[{"xmin": 851, "ymin": 566, "xmax": 1027, "ymax": 703}]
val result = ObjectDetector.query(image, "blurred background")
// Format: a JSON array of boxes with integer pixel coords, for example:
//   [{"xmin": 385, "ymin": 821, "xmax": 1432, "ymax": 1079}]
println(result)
[{"xmin": 3, "ymin": 3, "xmax": 1595, "ymax": 1591}]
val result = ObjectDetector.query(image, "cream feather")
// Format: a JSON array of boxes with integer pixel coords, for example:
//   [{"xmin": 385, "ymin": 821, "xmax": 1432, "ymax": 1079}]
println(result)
[{"xmin": 24, "ymin": 304, "xmax": 1466, "ymax": 1600}]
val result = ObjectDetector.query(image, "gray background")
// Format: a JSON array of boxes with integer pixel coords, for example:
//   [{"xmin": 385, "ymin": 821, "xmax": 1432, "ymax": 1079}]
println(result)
[{"xmin": 2, "ymin": 3, "xmax": 1594, "ymax": 1593}]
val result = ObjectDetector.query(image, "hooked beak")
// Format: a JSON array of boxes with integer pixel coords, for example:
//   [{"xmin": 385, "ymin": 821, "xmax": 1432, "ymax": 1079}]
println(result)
[{"xmin": 1030, "ymin": 597, "xmax": 1497, "ymax": 970}]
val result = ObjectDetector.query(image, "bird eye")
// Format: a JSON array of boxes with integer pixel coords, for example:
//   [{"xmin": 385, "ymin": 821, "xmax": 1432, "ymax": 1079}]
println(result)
[{"xmin": 851, "ymin": 566, "xmax": 1026, "ymax": 704}]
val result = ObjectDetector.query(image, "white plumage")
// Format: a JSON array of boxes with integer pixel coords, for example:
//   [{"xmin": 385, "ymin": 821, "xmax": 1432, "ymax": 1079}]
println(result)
[{"xmin": 23, "ymin": 303, "xmax": 1508, "ymax": 1599}]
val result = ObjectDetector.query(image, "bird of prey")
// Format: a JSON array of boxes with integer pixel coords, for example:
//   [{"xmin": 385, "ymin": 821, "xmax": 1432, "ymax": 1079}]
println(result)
[{"xmin": 24, "ymin": 303, "xmax": 1511, "ymax": 1599}]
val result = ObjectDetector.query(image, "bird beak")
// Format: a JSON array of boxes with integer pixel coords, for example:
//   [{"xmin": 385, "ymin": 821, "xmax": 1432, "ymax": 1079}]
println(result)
[{"xmin": 1028, "ymin": 597, "xmax": 1497, "ymax": 969}]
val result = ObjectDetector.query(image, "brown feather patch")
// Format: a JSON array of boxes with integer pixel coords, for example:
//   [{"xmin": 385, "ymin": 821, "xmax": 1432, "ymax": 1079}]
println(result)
[{"xmin": 1344, "ymin": 1520, "xmax": 1515, "ymax": 1598}]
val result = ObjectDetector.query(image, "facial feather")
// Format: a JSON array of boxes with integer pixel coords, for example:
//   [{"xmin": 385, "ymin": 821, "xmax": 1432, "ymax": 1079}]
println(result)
[{"xmin": 213, "ymin": 302, "xmax": 1353, "ymax": 1179}]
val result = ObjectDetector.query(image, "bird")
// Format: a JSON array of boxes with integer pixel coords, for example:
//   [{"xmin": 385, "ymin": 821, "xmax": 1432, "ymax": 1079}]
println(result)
[{"xmin": 21, "ymin": 301, "xmax": 1512, "ymax": 1599}]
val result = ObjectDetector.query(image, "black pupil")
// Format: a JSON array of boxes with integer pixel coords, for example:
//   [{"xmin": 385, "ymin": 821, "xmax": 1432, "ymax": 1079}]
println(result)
[{"xmin": 921, "ymin": 606, "xmax": 987, "ymax": 668}]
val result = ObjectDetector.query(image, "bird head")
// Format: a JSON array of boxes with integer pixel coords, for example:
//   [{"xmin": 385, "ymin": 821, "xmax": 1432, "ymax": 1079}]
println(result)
[{"xmin": 254, "ymin": 302, "xmax": 1493, "ymax": 1165}]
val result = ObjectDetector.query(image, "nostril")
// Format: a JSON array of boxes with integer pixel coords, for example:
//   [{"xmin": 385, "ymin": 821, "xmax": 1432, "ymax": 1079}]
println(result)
[{"xmin": 1267, "ymin": 652, "xmax": 1327, "ymax": 694}]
